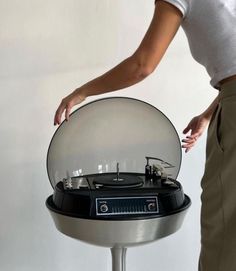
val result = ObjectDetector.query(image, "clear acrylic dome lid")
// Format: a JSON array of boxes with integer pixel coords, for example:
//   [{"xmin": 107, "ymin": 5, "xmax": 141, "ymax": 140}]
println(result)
[{"xmin": 47, "ymin": 97, "xmax": 182, "ymax": 188}]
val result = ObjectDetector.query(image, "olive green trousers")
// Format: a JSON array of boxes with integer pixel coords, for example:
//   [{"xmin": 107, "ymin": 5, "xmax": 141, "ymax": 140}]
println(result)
[{"xmin": 199, "ymin": 80, "xmax": 236, "ymax": 271}]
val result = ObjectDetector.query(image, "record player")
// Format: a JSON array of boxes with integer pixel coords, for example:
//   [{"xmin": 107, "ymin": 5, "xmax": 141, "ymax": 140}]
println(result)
[
  {"xmin": 50, "ymin": 157, "xmax": 186, "ymax": 220},
  {"xmin": 46, "ymin": 97, "xmax": 191, "ymax": 271}
]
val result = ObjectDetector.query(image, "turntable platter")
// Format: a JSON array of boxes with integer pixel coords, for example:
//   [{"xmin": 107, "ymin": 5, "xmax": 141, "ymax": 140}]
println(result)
[{"xmin": 93, "ymin": 174, "xmax": 143, "ymax": 188}]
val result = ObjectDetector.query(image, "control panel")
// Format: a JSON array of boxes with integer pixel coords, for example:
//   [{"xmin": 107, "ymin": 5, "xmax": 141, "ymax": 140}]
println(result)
[{"xmin": 96, "ymin": 196, "xmax": 159, "ymax": 216}]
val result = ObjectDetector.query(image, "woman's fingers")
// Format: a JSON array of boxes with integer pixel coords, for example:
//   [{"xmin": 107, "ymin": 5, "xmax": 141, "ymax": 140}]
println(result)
[
  {"xmin": 181, "ymin": 135, "xmax": 198, "ymax": 152},
  {"xmin": 182, "ymin": 136, "xmax": 197, "ymax": 143},
  {"xmin": 55, "ymin": 102, "xmax": 72, "ymax": 125},
  {"xmin": 183, "ymin": 125, "xmax": 190, "ymax": 134},
  {"xmin": 183, "ymin": 125, "xmax": 191, "ymax": 134},
  {"xmin": 185, "ymin": 147, "xmax": 192, "ymax": 153},
  {"xmin": 54, "ymin": 90, "xmax": 86, "ymax": 125},
  {"xmin": 182, "ymin": 136, "xmax": 195, "ymax": 141},
  {"xmin": 65, "ymin": 102, "xmax": 73, "ymax": 121},
  {"xmin": 189, "ymin": 133, "xmax": 198, "ymax": 138},
  {"xmin": 182, "ymin": 143, "xmax": 195, "ymax": 153},
  {"xmin": 54, "ymin": 102, "xmax": 66, "ymax": 125},
  {"xmin": 182, "ymin": 142, "xmax": 195, "ymax": 148},
  {"xmin": 183, "ymin": 117, "xmax": 197, "ymax": 134}
]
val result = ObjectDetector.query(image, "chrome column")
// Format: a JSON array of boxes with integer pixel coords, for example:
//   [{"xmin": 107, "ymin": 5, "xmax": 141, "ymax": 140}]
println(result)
[{"xmin": 111, "ymin": 247, "xmax": 127, "ymax": 271}]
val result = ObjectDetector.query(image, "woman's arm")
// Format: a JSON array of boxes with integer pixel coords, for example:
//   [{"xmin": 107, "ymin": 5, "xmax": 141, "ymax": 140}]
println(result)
[{"xmin": 54, "ymin": 1, "xmax": 183, "ymax": 125}]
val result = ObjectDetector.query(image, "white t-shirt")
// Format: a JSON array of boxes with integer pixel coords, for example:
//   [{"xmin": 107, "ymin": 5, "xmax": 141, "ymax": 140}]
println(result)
[{"xmin": 155, "ymin": 0, "xmax": 236, "ymax": 89}]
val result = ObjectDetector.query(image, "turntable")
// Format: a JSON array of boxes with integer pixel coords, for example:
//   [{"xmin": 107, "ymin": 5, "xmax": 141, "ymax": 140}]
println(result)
[{"xmin": 46, "ymin": 97, "xmax": 191, "ymax": 271}]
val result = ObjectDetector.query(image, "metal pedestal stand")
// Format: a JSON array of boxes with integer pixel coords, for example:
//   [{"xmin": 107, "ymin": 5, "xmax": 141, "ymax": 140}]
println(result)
[
  {"xmin": 111, "ymin": 247, "xmax": 127, "ymax": 271},
  {"xmin": 46, "ymin": 196, "xmax": 191, "ymax": 271}
]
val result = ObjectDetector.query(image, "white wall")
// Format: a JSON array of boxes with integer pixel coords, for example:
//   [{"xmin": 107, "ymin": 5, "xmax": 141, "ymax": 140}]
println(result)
[{"xmin": 0, "ymin": 1, "xmax": 217, "ymax": 270}]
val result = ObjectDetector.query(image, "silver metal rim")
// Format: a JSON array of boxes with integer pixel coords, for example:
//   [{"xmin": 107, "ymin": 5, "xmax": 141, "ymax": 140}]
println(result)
[{"xmin": 48, "ymin": 207, "xmax": 189, "ymax": 247}]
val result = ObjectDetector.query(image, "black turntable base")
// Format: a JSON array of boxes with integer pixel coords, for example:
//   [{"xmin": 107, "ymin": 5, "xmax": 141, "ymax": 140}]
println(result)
[{"xmin": 51, "ymin": 172, "xmax": 185, "ymax": 220}]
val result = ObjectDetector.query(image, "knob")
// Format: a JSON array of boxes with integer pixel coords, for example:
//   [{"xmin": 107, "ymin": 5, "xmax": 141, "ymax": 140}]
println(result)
[
  {"xmin": 148, "ymin": 202, "xmax": 156, "ymax": 211},
  {"xmin": 100, "ymin": 204, "xmax": 108, "ymax": 213}
]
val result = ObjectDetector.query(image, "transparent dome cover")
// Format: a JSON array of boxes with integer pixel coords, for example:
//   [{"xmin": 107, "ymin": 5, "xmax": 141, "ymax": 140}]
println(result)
[{"xmin": 47, "ymin": 97, "xmax": 182, "ymax": 188}]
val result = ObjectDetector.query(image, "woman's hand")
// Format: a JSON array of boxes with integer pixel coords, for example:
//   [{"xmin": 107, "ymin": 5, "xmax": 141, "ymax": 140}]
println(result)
[
  {"xmin": 182, "ymin": 114, "xmax": 210, "ymax": 153},
  {"xmin": 54, "ymin": 88, "xmax": 86, "ymax": 125}
]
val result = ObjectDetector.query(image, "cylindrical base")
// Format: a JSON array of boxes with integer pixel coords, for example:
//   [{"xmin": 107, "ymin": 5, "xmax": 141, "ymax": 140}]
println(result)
[
  {"xmin": 46, "ymin": 195, "xmax": 191, "ymax": 248},
  {"xmin": 111, "ymin": 247, "xmax": 127, "ymax": 271}
]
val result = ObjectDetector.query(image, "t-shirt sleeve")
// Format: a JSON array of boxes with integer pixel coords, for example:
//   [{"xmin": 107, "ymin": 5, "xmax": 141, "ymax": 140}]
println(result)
[{"xmin": 154, "ymin": 0, "xmax": 189, "ymax": 19}]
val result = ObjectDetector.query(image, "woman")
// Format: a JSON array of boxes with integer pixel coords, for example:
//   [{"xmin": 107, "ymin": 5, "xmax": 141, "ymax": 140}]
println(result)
[{"xmin": 54, "ymin": 1, "xmax": 236, "ymax": 270}]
